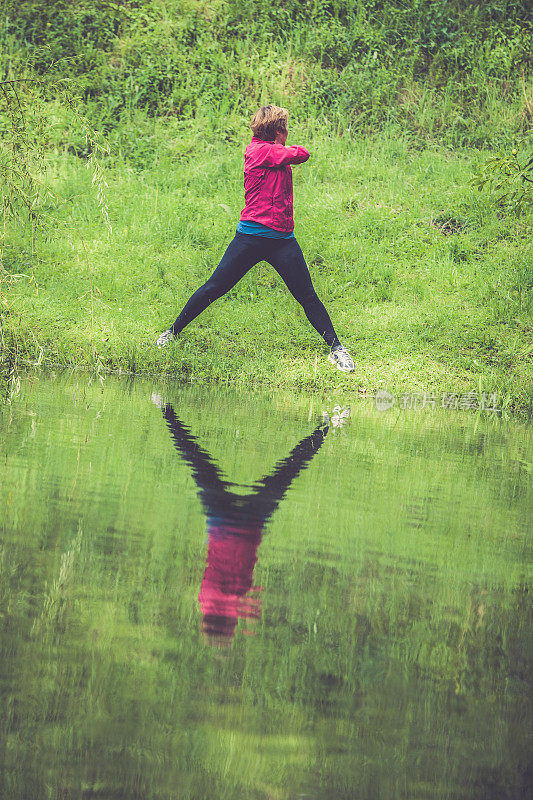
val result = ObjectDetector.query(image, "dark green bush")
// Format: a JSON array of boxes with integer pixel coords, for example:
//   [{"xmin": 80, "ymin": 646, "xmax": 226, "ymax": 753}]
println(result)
[{"xmin": 1, "ymin": 0, "xmax": 531, "ymax": 148}]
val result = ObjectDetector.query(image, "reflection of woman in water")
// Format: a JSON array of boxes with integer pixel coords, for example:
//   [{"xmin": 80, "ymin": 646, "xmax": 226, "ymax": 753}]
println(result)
[{"xmin": 153, "ymin": 397, "xmax": 329, "ymax": 646}]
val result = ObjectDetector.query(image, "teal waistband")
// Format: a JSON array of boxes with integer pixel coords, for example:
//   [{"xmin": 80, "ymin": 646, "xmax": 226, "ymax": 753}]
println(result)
[{"xmin": 237, "ymin": 220, "xmax": 295, "ymax": 239}]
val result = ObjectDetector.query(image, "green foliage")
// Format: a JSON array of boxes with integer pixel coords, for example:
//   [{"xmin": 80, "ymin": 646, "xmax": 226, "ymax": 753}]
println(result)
[
  {"xmin": 1, "ymin": 0, "xmax": 531, "ymax": 148},
  {"xmin": 0, "ymin": 1, "xmax": 532, "ymax": 407},
  {"xmin": 472, "ymin": 143, "xmax": 533, "ymax": 214},
  {"xmin": 0, "ymin": 64, "xmax": 111, "ymax": 229},
  {"xmin": 0, "ymin": 75, "xmax": 48, "ymax": 223}
]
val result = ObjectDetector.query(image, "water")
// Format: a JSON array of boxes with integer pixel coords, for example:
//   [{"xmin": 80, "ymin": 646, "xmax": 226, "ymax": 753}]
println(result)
[{"xmin": 0, "ymin": 374, "xmax": 531, "ymax": 800}]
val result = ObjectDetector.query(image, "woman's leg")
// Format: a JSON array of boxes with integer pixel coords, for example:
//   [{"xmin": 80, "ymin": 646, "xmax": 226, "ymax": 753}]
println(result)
[
  {"xmin": 266, "ymin": 238, "xmax": 341, "ymax": 349},
  {"xmin": 157, "ymin": 402, "xmax": 238, "ymax": 519},
  {"xmin": 171, "ymin": 233, "xmax": 263, "ymax": 335},
  {"xmin": 239, "ymin": 421, "xmax": 329, "ymax": 524}
]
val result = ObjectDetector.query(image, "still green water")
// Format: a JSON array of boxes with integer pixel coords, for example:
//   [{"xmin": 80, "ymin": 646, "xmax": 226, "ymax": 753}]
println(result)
[{"xmin": 0, "ymin": 374, "xmax": 531, "ymax": 800}]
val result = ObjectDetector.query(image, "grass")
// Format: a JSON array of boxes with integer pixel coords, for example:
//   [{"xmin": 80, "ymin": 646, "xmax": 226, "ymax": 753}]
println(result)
[{"xmin": 1, "ymin": 122, "xmax": 532, "ymax": 409}]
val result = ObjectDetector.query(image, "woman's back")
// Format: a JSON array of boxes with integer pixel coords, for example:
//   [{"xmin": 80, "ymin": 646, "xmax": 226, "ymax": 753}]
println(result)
[{"xmin": 240, "ymin": 136, "xmax": 310, "ymax": 232}]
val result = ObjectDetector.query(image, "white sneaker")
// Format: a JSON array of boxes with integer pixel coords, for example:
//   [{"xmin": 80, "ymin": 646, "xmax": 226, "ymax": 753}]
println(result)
[
  {"xmin": 327, "ymin": 345, "xmax": 355, "ymax": 373},
  {"xmin": 151, "ymin": 392, "xmax": 165, "ymax": 409},
  {"xmin": 322, "ymin": 406, "xmax": 351, "ymax": 428},
  {"xmin": 156, "ymin": 328, "xmax": 175, "ymax": 348}
]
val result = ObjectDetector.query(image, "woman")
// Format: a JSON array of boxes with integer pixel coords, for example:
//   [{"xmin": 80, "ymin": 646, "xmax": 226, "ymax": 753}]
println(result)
[
  {"xmin": 152, "ymin": 394, "xmax": 330, "ymax": 646},
  {"xmin": 156, "ymin": 104, "xmax": 355, "ymax": 372}
]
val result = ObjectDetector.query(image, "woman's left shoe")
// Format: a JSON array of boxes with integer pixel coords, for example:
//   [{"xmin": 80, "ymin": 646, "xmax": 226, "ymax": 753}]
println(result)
[{"xmin": 328, "ymin": 345, "xmax": 355, "ymax": 372}]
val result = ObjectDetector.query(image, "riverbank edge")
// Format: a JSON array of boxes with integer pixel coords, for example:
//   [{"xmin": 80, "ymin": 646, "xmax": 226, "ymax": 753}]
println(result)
[{"xmin": 2, "ymin": 329, "xmax": 531, "ymax": 414}]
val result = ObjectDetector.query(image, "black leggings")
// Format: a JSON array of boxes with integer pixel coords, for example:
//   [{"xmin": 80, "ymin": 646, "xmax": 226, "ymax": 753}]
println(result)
[
  {"xmin": 171, "ymin": 232, "xmax": 341, "ymax": 348},
  {"xmin": 159, "ymin": 402, "xmax": 329, "ymax": 527}
]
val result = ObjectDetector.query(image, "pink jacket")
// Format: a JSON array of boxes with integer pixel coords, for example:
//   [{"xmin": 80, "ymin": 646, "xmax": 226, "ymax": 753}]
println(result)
[
  {"xmin": 239, "ymin": 136, "xmax": 310, "ymax": 232},
  {"xmin": 198, "ymin": 523, "xmax": 263, "ymax": 622}
]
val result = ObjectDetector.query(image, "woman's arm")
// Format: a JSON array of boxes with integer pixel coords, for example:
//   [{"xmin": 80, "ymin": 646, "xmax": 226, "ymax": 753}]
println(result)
[{"xmin": 248, "ymin": 142, "xmax": 310, "ymax": 169}]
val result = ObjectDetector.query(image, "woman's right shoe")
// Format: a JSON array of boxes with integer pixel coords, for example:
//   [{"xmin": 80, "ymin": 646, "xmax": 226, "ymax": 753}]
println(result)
[
  {"xmin": 156, "ymin": 328, "xmax": 176, "ymax": 348},
  {"xmin": 327, "ymin": 345, "xmax": 355, "ymax": 372},
  {"xmin": 151, "ymin": 392, "xmax": 166, "ymax": 409}
]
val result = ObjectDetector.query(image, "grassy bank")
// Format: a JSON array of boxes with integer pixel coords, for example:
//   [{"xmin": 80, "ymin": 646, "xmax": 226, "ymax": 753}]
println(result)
[
  {"xmin": 1, "ymin": 124, "xmax": 532, "ymax": 409},
  {"xmin": 1, "ymin": 0, "xmax": 532, "ymax": 407}
]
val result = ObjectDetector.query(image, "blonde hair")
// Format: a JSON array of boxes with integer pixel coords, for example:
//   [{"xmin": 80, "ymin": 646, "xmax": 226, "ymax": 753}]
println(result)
[{"xmin": 250, "ymin": 104, "xmax": 288, "ymax": 141}]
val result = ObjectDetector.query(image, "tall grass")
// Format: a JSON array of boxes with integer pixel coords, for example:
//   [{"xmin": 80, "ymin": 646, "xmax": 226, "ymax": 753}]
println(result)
[{"xmin": 0, "ymin": 1, "xmax": 531, "ymax": 406}]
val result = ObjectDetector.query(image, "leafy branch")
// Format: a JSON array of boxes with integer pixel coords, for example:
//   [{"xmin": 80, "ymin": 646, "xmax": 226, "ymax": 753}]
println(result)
[
  {"xmin": 472, "ymin": 145, "xmax": 533, "ymax": 215},
  {"xmin": 0, "ymin": 66, "xmax": 112, "ymax": 233}
]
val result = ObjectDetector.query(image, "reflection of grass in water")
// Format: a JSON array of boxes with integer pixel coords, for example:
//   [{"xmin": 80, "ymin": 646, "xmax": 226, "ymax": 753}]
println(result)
[
  {"xmin": 0, "ymin": 377, "xmax": 531, "ymax": 798},
  {"xmin": 32, "ymin": 526, "xmax": 83, "ymax": 638}
]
